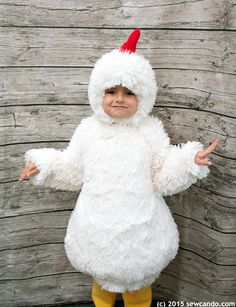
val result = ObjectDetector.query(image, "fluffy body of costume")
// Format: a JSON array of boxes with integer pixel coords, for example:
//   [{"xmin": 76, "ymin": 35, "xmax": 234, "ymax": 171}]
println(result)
[{"xmin": 25, "ymin": 29, "xmax": 209, "ymax": 292}]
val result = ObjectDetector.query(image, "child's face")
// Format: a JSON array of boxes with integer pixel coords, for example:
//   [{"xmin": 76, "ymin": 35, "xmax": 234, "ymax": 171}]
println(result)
[{"xmin": 102, "ymin": 85, "xmax": 138, "ymax": 119}]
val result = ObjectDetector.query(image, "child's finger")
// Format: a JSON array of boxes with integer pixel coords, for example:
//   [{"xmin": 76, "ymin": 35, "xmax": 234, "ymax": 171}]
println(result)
[
  {"xmin": 195, "ymin": 154, "xmax": 212, "ymax": 165},
  {"xmin": 197, "ymin": 158, "xmax": 212, "ymax": 166},
  {"xmin": 19, "ymin": 168, "xmax": 33, "ymax": 182},
  {"xmin": 27, "ymin": 168, "xmax": 39, "ymax": 177},
  {"xmin": 24, "ymin": 163, "xmax": 37, "ymax": 174},
  {"xmin": 202, "ymin": 139, "xmax": 220, "ymax": 157},
  {"xmin": 28, "ymin": 165, "xmax": 37, "ymax": 172},
  {"xmin": 26, "ymin": 162, "xmax": 37, "ymax": 170},
  {"xmin": 19, "ymin": 172, "xmax": 27, "ymax": 182},
  {"xmin": 24, "ymin": 168, "xmax": 39, "ymax": 178},
  {"xmin": 19, "ymin": 170, "xmax": 30, "ymax": 181},
  {"xmin": 19, "ymin": 166, "xmax": 39, "ymax": 182}
]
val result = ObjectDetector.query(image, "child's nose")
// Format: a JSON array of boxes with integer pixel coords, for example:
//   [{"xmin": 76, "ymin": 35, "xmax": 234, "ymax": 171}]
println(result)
[{"xmin": 115, "ymin": 91, "xmax": 125, "ymax": 102}]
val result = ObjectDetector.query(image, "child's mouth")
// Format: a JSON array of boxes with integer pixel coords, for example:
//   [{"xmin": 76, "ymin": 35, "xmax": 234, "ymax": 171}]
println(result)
[{"xmin": 113, "ymin": 106, "xmax": 127, "ymax": 109}]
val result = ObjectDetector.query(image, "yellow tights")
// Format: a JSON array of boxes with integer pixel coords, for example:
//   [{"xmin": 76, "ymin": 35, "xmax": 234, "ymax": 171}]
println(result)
[{"xmin": 92, "ymin": 280, "xmax": 152, "ymax": 307}]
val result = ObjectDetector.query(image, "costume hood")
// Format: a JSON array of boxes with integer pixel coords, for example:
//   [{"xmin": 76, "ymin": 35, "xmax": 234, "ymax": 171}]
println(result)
[{"xmin": 88, "ymin": 29, "xmax": 158, "ymax": 126}]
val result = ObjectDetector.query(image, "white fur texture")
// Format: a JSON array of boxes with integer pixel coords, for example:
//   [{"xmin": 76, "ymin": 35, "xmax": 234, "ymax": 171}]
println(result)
[
  {"xmin": 25, "ymin": 124, "xmax": 84, "ymax": 191},
  {"xmin": 25, "ymin": 115, "xmax": 209, "ymax": 292}
]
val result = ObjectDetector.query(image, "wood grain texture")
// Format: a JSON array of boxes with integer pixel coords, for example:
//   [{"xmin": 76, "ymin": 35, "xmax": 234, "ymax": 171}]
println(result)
[
  {"xmin": 0, "ymin": 212, "xmax": 235, "ymax": 266},
  {"xmin": 0, "ymin": 246, "xmax": 235, "ymax": 305},
  {"xmin": 0, "ymin": 0, "xmax": 235, "ymax": 29},
  {"xmin": 0, "ymin": 179, "xmax": 235, "ymax": 230},
  {"xmin": 1, "ymin": 104, "xmax": 235, "ymax": 157},
  {"xmin": 0, "ymin": 28, "xmax": 235, "ymax": 73},
  {"xmin": 0, "ymin": 271, "xmax": 93, "ymax": 306},
  {"xmin": 155, "ymin": 249, "xmax": 236, "ymax": 301},
  {"xmin": 1, "ymin": 0, "xmax": 236, "ymax": 304},
  {"xmin": 1, "ymin": 66, "xmax": 236, "ymax": 118}
]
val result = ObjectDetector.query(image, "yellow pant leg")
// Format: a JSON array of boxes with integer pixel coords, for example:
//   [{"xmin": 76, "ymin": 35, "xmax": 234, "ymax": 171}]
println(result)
[
  {"xmin": 122, "ymin": 285, "xmax": 152, "ymax": 307},
  {"xmin": 92, "ymin": 279, "xmax": 117, "ymax": 307}
]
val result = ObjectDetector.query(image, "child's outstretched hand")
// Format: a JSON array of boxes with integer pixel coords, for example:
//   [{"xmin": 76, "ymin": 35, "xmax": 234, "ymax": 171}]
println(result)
[
  {"xmin": 19, "ymin": 162, "xmax": 40, "ymax": 182},
  {"xmin": 194, "ymin": 139, "xmax": 220, "ymax": 166}
]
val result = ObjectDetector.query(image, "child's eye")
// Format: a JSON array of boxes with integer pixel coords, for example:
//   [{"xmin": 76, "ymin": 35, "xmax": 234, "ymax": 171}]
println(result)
[
  {"xmin": 105, "ymin": 89, "xmax": 115, "ymax": 94},
  {"xmin": 127, "ymin": 91, "xmax": 135, "ymax": 95}
]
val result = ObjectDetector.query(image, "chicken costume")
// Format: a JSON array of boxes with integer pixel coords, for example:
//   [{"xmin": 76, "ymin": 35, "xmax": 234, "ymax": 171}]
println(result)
[{"xmin": 25, "ymin": 29, "xmax": 210, "ymax": 293}]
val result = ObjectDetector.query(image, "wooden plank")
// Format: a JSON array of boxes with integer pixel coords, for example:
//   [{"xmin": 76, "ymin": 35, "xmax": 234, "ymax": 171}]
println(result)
[
  {"xmin": 0, "ymin": 247, "xmax": 235, "ymax": 305},
  {"xmin": 1, "ymin": 28, "xmax": 235, "ymax": 73},
  {"xmin": 0, "ymin": 0, "xmax": 235, "ymax": 29},
  {"xmin": 0, "ymin": 67, "xmax": 89, "ymax": 107},
  {"xmin": 155, "ymin": 250, "xmax": 236, "ymax": 301},
  {"xmin": 0, "ymin": 109, "xmax": 235, "ymax": 199},
  {"xmin": 0, "ymin": 103, "xmax": 235, "ymax": 159},
  {"xmin": 169, "ymin": 188, "xmax": 236, "ymax": 232},
  {"xmin": 1, "ymin": 67, "xmax": 236, "ymax": 119},
  {"xmin": 156, "ymin": 107, "xmax": 236, "ymax": 160},
  {"xmin": 176, "ymin": 215, "xmax": 236, "ymax": 265},
  {"xmin": 0, "ymin": 105, "xmax": 92, "ymax": 144},
  {"xmin": 0, "ymin": 105, "xmax": 235, "ymax": 197},
  {"xmin": 0, "ymin": 212, "xmax": 235, "ymax": 265},
  {"xmin": 0, "ymin": 181, "xmax": 78, "ymax": 217},
  {"xmin": 0, "ymin": 272, "xmax": 93, "ymax": 306},
  {"xmin": 157, "ymin": 69, "xmax": 236, "ymax": 118},
  {"xmin": 0, "ymin": 179, "xmax": 235, "ymax": 232},
  {"xmin": 0, "ymin": 211, "xmax": 70, "ymax": 252},
  {"xmin": 0, "ymin": 243, "xmax": 71, "ymax": 280},
  {"xmin": 1, "ymin": 178, "xmax": 236, "ymax": 235}
]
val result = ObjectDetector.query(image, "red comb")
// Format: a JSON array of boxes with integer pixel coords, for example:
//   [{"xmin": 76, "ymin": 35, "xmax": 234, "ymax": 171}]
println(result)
[{"xmin": 119, "ymin": 29, "xmax": 141, "ymax": 53}]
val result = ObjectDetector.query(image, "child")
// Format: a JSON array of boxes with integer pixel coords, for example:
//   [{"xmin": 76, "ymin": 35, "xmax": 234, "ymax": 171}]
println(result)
[{"xmin": 19, "ymin": 29, "xmax": 219, "ymax": 307}]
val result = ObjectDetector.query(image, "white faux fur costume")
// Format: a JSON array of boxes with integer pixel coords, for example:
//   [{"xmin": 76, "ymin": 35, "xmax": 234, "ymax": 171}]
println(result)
[{"xmin": 25, "ymin": 29, "xmax": 210, "ymax": 292}]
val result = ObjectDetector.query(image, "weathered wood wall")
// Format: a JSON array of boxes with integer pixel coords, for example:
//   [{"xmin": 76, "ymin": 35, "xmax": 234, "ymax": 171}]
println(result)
[{"xmin": 1, "ymin": 0, "xmax": 236, "ymax": 305}]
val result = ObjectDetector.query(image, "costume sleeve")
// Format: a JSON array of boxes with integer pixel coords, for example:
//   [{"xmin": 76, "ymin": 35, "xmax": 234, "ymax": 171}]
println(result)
[
  {"xmin": 151, "ymin": 125, "xmax": 210, "ymax": 197},
  {"xmin": 24, "ymin": 124, "xmax": 84, "ymax": 191}
]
